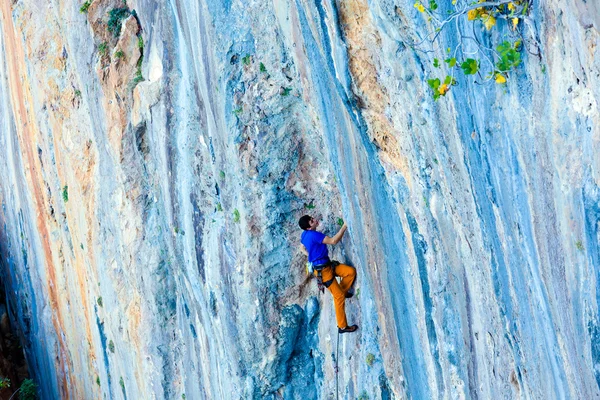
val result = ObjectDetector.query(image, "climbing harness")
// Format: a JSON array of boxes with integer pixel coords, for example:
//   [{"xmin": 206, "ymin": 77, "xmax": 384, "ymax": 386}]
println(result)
[{"xmin": 313, "ymin": 261, "xmax": 340, "ymax": 294}]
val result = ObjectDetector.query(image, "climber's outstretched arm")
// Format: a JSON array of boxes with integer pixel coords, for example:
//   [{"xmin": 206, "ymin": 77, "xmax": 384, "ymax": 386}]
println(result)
[{"xmin": 323, "ymin": 223, "xmax": 347, "ymax": 245}]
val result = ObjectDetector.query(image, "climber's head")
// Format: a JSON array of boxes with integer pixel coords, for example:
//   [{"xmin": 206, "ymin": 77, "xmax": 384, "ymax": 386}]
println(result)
[{"xmin": 298, "ymin": 215, "xmax": 318, "ymax": 230}]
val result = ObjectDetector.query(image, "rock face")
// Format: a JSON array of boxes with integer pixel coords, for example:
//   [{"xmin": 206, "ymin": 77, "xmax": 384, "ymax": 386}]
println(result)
[{"xmin": 0, "ymin": 0, "xmax": 599, "ymax": 398}]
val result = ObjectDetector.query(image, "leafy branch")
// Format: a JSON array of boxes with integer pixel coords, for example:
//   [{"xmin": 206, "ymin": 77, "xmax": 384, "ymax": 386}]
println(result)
[{"xmin": 411, "ymin": 0, "xmax": 532, "ymax": 99}]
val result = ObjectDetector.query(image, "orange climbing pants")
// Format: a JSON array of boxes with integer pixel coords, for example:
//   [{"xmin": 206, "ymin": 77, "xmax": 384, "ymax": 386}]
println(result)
[{"xmin": 314, "ymin": 264, "xmax": 356, "ymax": 329}]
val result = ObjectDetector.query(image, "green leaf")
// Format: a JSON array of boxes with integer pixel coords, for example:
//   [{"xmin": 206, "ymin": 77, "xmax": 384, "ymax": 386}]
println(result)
[
  {"xmin": 429, "ymin": 0, "xmax": 438, "ymax": 10},
  {"xmin": 433, "ymin": 58, "xmax": 440, "ymax": 68},
  {"xmin": 337, "ymin": 218, "xmax": 344, "ymax": 227},
  {"xmin": 461, "ymin": 58, "xmax": 479, "ymax": 75},
  {"xmin": 427, "ymin": 78, "xmax": 440, "ymax": 89},
  {"xmin": 496, "ymin": 41, "xmax": 512, "ymax": 56},
  {"xmin": 444, "ymin": 75, "xmax": 452, "ymax": 85},
  {"xmin": 445, "ymin": 57, "xmax": 457, "ymax": 67}
]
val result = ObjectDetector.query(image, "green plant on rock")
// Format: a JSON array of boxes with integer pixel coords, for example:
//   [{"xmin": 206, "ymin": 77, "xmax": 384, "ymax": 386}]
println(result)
[
  {"xmin": 280, "ymin": 87, "xmax": 292, "ymax": 96},
  {"xmin": 107, "ymin": 8, "xmax": 131, "ymax": 37},
  {"xmin": 62, "ymin": 186, "xmax": 69, "ymax": 202},
  {"xmin": 115, "ymin": 49, "xmax": 125, "ymax": 59},
  {"xmin": 96, "ymin": 376, "xmax": 101, "ymax": 386},
  {"xmin": 358, "ymin": 391, "xmax": 370, "ymax": 400},
  {"xmin": 97, "ymin": 297, "xmax": 103, "ymax": 307},
  {"xmin": 98, "ymin": 42, "xmax": 108, "ymax": 56},
  {"xmin": 108, "ymin": 340, "xmax": 115, "ymax": 353},
  {"xmin": 233, "ymin": 209, "xmax": 240, "ymax": 223},
  {"xmin": 259, "ymin": 62, "xmax": 267, "ymax": 73},
  {"xmin": 413, "ymin": 0, "xmax": 532, "ymax": 99},
  {"xmin": 0, "ymin": 377, "xmax": 10, "ymax": 389},
  {"xmin": 216, "ymin": 203, "xmax": 223, "ymax": 212},
  {"xmin": 576, "ymin": 240, "xmax": 584, "ymax": 251},
  {"xmin": 18, "ymin": 379, "xmax": 37, "ymax": 400},
  {"xmin": 366, "ymin": 353, "xmax": 375, "ymax": 367},
  {"xmin": 242, "ymin": 54, "xmax": 251, "ymax": 65},
  {"xmin": 80, "ymin": 1, "xmax": 91, "ymax": 13},
  {"xmin": 119, "ymin": 377, "xmax": 125, "ymax": 392}
]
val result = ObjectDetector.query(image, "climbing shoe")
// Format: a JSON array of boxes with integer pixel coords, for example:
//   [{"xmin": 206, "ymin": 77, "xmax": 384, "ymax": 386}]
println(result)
[
  {"xmin": 345, "ymin": 288, "xmax": 355, "ymax": 298},
  {"xmin": 338, "ymin": 325, "xmax": 358, "ymax": 334}
]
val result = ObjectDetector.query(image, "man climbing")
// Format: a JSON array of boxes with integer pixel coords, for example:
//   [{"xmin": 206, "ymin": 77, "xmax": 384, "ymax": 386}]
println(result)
[{"xmin": 299, "ymin": 215, "xmax": 358, "ymax": 333}]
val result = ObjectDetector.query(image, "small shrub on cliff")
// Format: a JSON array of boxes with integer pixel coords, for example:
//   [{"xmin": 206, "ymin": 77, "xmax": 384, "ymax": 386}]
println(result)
[
  {"xmin": 97, "ymin": 297, "xmax": 103, "ymax": 307},
  {"xmin": 414, "ymin": 0, "xmax": 532, "ymax": 99},
  {"xmin": 107, "ymin": 8, "xmax": 131, "ymax": 37},
  {"xmin": 576, "ymin": 240, "xmax": 584, "ymax": 251},
  {"xmin": 233, "ymin": 209, "xmax": 240, "ymax": 223},
  {"xmin": 242, "ymin": 54, "xmax": 251, "ymax": 65},
  {"xmin": 0, "ymin": 377, "xmax": 10, "ymax": 389},
  {"xmin": 119, "ymin": 377, "xmax": 125, "ymax": 392},
  {"xmin": 108, "ymin": 340, "xmax": 115, "ymax": 353},
  {"xmin": 62, "ymin": 186, "xmax": 68, "ymax": 202},
  {"xmin": 115, "ymin": 50, "xmax": 125, "ymax": 59},
  {"xmin": 80, "ymin": 1, "xmax": 91, "ymax": 13},
  {"xmin": 96, "ymin": 376, "xmax": 100, "ymax": 386},
  {"xmin": 366, "ymin": 353, "xmax": 375, "ymax": 367},
  {"xmin": 18, "ymin": 379, "xmax": 37, "ymax": 400},
  {"xmin": 280, "ymin": 87, "xmax": 292, "ymax": 96},
  {"xmin": 98, "ymin": 42, "xmax": 108, "ymax": 56}
]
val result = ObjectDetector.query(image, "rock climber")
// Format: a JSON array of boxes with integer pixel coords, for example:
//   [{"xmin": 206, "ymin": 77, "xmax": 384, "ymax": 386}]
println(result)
[{"xmin": 298, "ymin": 215, "xmax": 358, "ymax": 333}]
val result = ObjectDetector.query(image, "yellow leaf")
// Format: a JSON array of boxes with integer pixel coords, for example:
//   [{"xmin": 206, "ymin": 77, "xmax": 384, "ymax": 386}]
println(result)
[
  {"xmin": 439, "ymin": 83, "xmax": 450, "ymax": 95},
  {"xmin": 495, "ymin": 73, "xmax": 507, "ymax": 84},
  {"xmin": 452, "ymin": 0, "xmax": 457, "ymax": 4},
  {"xmin": 484, "ymin": 15, "xmax": 496, "ymax": 30},
  {"xmin": 507, "ymin": 2, "xmax": 516, "ymax": 10},
  {"xmin": 467, "ymin": 9, "xmax": 479, "ymax": 20},
  {"xmin": 512, "ymin": 17, "xmax": 519, "ymax": 28},
  {"xmin": 414, "ymin": 2, "xmax": 425, "ymax": 12}
]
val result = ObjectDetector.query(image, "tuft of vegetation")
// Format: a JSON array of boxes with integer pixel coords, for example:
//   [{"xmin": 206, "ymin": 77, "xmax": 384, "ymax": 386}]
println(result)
[
  {"xmin": 576, "ymin": 240, "xmax": 584, "ymax": 251},
  {"xmin": 80, "ymin": 1, "xmax": 92, "ymax": 13},
  {"xmin": 62, "ymin": 186, "xmax": 69, "ymax": 203},
  {"xmin": 280, "ymin": 87, "xmax": 292, "ymax": 96},
  {"xmin": 242, "ymin": 54, "xmax": 251, "ymax": 65},
  {"xmin": 96, "ymin": 376, "xmax": 101, "ymax": 386},
  {"xmin": 216, "ymin": 203, "xmax": 223, "ymax": 212},
  {"xmin": 107, "ymin": 8, "xmax": 131, "ymax": 37},
  {"xmin": 119, "ymin": 377, "xmax": 125, "ymax": 391},
  {"xmin": 182, "ymin": 395, "xmax": 186, "ymax": 400},
  {"xmin": 304, "ymin": 201, "xmax": 315, "ymax": 210},
  {"xmin": 137, "ymin": 36, "xmax": 144, "ymax": 49},
  {"xmin": 80, "ymin": 243, "xmax": 84, "ymax": 250},
  {"xmin": 358, "ymin": 392, "xmax": 369, "ymax": 400},
  {"xmin": 414, "ymin": 0, "xmax": 531, "ymax": 99},
  {"xmin": 74, "ymin": 89, "xmax": 82, "ymax": 97},
  {"xmin": 0, "ymin": 377, "xmax": 10, "ymax": 389},
  {"xmin": 98, "ymin": 42, "xmax": 108, "ymax": 56},
  {"xmin": 97, "ymin": 297, "xmax": 103, "ymax": 307},
  {"xmin": 219, "ymin": 170, "xmax": 226, "ymax": 180},
  {"xmin": 18, "ymin": 379, "xmax": 37, "ymax": 400},
  {"xmin": 108, "ymin": 340, "xmax": 115, "ymax": 353},
  {"xmin": 259, "ymin": 62, "xmax": 267, "ymax": 73},
  {"xmin": 366, "ymin": 353, "xmax": 375, "ymax": 367},
  {"xmin": 337, "ymin": 218, "xmax": 344, "ymax": 227},
  {"xmin": 115, "ymin": 49, "xmax": 125, "ymax": 59},
  {"xmin": 233, "ymin": 106, "xmax": 243, "ymax": 116},
  {"xmin": 233, "ymin": 209, "xmax": 240, "ymax": 223}
]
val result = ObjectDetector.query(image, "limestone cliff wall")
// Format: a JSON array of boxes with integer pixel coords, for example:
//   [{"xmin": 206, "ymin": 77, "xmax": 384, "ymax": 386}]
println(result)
[{"xmin": 0, "ymin": 0, "xmax": 599, "ymax": 399}]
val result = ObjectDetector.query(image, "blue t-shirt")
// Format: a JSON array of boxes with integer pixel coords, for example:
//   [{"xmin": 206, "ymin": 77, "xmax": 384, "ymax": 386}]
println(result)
[{"xmin": 301, "ymin": 230, "xmax": 330, "ymax": 265}]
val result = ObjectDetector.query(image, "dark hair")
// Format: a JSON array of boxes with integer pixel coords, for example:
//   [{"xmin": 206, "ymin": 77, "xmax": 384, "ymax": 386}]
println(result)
[{"xmin": 298, "ymin": 215, "xmax": 312, "ymax": 230}]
